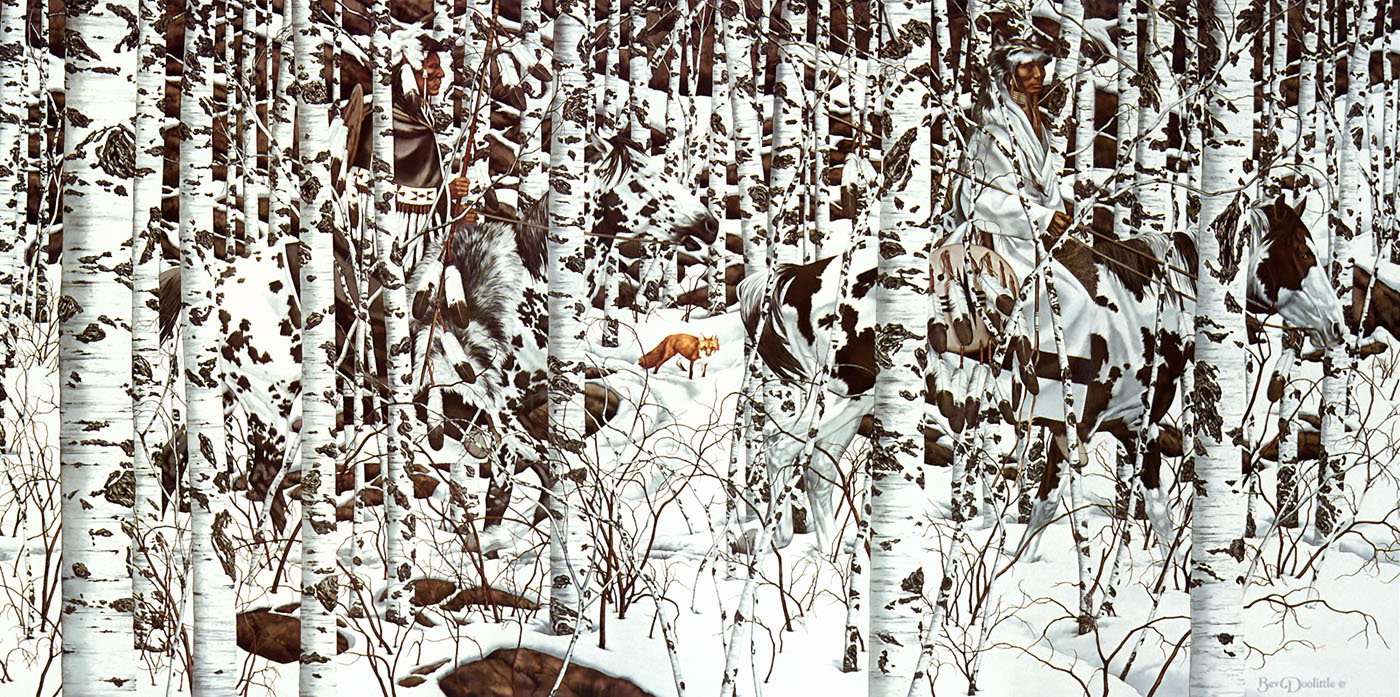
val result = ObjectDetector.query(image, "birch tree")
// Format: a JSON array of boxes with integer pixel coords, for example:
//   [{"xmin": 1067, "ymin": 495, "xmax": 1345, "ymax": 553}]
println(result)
[
  {"xmin": 1190, "ymin": 0, "xmax": 1252, "ymax": 692},
  {"xmin": 706, "ymin": 1, "xmax": 732, "ymax": 313},
  {"xmin": 1045, "ymin": 0, "xmax": 1083, "ymax": 160},
  {"xmin": 179, "ymin": 0, "xmax": 239, "ymax": 690},
  {"xmin": 1294, "ymin": 0, "xmax": 1319, "ymax": 198},
  {"xmin": 291, "ymin": 0, "xmax": 341, "ymax": 688},
  {"xmin": 1112, "ymin": 0, "xmax": 1140, "ymax": 241},
  {"xmin": 1317, "ymin": 0, "xmax": 1371, "ymax": 538},
  {"xmin": 768, "ymin": 0, "xmax": 808, "ymax": 263},
  {"xmin": 547, "ymin": 0, "xmax": 593, "ymax": 636},
  {"xmin": 723, "ymin": 0, "xmax": 771, "ymax": 529},
  {"xmin": 369, "ymin": 0, "xmax": 416, "ymax": 627},
  {"xmin": 131, "ymin": 0, "xmax": 169, "ymax": 653},
  {"xmin": 868, "ymin": 0, "xmax": 932, "ymax": 693},
  {"xmin": 59, "ymin": 1, "xmax": 139, "ymax": 691},
  {"xmin": 0, "ymin": 0, "xmax": 24, "ymax": 358}
]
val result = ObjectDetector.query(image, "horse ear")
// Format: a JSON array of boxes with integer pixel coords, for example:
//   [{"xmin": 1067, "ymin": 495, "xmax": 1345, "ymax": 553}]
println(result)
[
  {"xmin": 1274, "ymin": 194, "xmax": 1287, "ymax": 212},
  {"xmin": 1292, "ymin": 195, "xmax": 1306, "ymax": 217}
]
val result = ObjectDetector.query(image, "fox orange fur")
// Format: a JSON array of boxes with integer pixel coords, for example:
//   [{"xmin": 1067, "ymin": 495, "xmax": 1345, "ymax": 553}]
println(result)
[{"xmin": 637, "ymin": 334, "xmax": 719, "ymax": 378}]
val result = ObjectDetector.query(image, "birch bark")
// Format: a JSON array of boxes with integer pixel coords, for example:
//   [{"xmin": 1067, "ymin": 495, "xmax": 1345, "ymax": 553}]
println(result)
[
  {"xmin": 768, "ymin": 0, "xmax": 808, "ymax": 263},
  {"xmin": 547, "ymin": 0, "xmax": 593, "ymax": 636},
  {"xmin": 1045, "ymin": 0, "xmax": 1083, "ymax": 161},
  {"xmin": 723, "ymin": 0, "xmax": 770, "ymax": 530},
  {"xmin": 1112, "ymin": 0, "xmax": 1139, "ymax": 239},
  {"xmin": 60, "ymin": 0, "xmax": 139, "ymax": 690},
  {"xmin": 869, "ymin": 0, "xmax": 932, "ymax": 693},
  {"xmin": 270, "ymin": 37, "xmax": 297, "ymax": 243},
  {"xmin": 366, "ymin": 0, "xmax": 416, "ymax": 627},
  {"xmin": 1294, "ymin": 0, "xmax": 1318, "ymax": 201},
  {"xmin": 291, "ymin": 0, "xmax": 341, "ymax": 689},
  {"xmin": 1135, "ymin": 4, "xmax": 1172, "ymax": 233},
  {"xmin": 1317, "ymin": 0, "xmax": 1369, "ymax": 537},
  {"xmin": 132, "ymin": 0, "xmax": 170, "ymax": 653},
  {"xmin": 179, "ymin": 0, "xmax": 240, "ymax": 691},
  {"xmin": 1190, "ymin": 0, "xmax": 1252, "ymax": 691},
  {"xmin": 0, "ymin": 0, "xmax": 24, "ymax": 358},
  {"xmin": 706, "ymin": 3, "xmax": 732, "ymax": 313}
]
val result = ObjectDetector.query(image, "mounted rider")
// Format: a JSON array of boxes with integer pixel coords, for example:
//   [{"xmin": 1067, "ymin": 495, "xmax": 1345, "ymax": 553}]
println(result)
[{"xmin": 951, "ymin": 38, "xmax": 1074, "ymax": 281}]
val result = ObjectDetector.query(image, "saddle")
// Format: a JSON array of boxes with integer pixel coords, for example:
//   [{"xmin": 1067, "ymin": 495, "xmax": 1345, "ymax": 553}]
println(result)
[{"xmin": 929, "ymin": 243, "xmax": 1021, "ymax": 356}]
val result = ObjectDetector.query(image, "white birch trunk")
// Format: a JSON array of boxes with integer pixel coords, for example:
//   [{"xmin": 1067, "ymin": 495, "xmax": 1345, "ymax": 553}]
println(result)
[
  {"xmin": 1317, "ymin": 0, "xmax": 1368, "ymax": 537},
  {"xmin": 241, "ymin": 0, "xmax": 262, "ymax": 243},
  {"xmin": 844, "ymin": 37, "xmax": 880, "ymax": 673},
  {"xmin": 706, "ymin": 4, "xmax": 732, "ymax": 313},
  {"xmin": 811, "ymin": 0, "xmax": 833, "ymax": 256},
  {"xmin": 60, "ymin": 1, "xmax": 139, "ymax": 690},
  {"xmin": 1190, "ymin": 0, "xmax": 1251, "ymax": 691},
  {"xmin": 519, "ymin": 0, "xmax": 547, "ymax": 206},
  {"xmin": 1294, "ymin": 0, "xmax": 1318, "ymax": 201},
  {"xmin": 547, "ymin": 0, "xmax": 592, "ymax": 635},
  {"xmin": 291, "ymin": 0, "xmax": 341, "ymax": 689},
  {"xmin": 132, "ymin": 0, "xmax": 169, "ymax": 653},
  {"xmin": 724, "ymin": 0, "xmax": 770, "ymax": 530},
  {"xmin": 369, "ymin": 0, "xmax": 415, "ymax": 626},
  {"xmin": 768, "ymin": 0, "xmax": 808, "ymax": 263},
  {"xmin": 1112, "ymin": 0, "xmax": 1139, "ymax": 239},
  {"xmin": 1136, "ymin": 4, "xmax": 1172, "ymax": 233},
  {"xmin": 0, "ymin": 0, "xmax": 24, "ymax": 357},
  {"xmin": 869, "ymin": 0, "xmax": 932, "ymax": 692},
  {"xmin": 270, "ymin": 38, "xmax": 297, "ymax": 243},
  {"xmin": 1262, "ymin": 0, "xmax": 1287, "ymax": 198},
  {"xmin": 1275, "ymin": 330, "xmax": 1302, "ymax": 528},
  {"xmin": 179, "ymin": 0, "xmax": 240, "ymax": 691},
  {"xmin": 1046, "ymin": 0, "xmax": 1084, "ymax": 161}
]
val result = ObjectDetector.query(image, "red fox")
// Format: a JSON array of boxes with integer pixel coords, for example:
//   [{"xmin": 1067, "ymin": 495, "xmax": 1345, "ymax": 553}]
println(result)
[{"xmin": 637, "ymin": 334, "xmax": 720, "ymax": 378}]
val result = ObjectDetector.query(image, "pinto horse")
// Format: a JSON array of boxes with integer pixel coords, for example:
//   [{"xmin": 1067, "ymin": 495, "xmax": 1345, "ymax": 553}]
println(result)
[{"xmin": 740, "ymin": 196, "xmax": 1343, "ymax": 553}]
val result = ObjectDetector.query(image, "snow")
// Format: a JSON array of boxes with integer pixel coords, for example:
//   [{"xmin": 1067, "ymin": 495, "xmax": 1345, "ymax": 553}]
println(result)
[{"xmin": 4, "ymin": 248, "xmax": 1400, "ymax": 697}]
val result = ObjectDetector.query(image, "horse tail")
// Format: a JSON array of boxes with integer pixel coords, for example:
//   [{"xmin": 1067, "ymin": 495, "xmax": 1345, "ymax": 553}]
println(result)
[{"xmin": 738, "ymin": 269, "xmax": 769, "ymax": 341}]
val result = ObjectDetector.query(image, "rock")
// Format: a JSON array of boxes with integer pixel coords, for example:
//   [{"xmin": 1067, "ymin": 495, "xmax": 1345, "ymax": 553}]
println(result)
[
  {"xmin": 441, "ymin": 586, "xmax": 540, "ymax": 612},
  {"xmin": 413, "ymin": 658, "xmax": 451, "ymax": 675},
  {"xmin": 398, "ymin": 675, "xmax": 427, "ymax": 688},
  {"xmin": 438, "ymin": 648, "xmax": 653, "ymax": 697},
  {"xmin": 235, "ymin": 609, "xmax": 350, "ymax": 664},
  {"xmin": 412, "ymin": 578, "xmax": 458, "ymax": 606}
]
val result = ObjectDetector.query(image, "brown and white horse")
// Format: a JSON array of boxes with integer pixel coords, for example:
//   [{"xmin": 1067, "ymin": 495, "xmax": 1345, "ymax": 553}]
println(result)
[{"xmin": 740, "ymin": 196, "xmax": 1343, "ymax": 553}]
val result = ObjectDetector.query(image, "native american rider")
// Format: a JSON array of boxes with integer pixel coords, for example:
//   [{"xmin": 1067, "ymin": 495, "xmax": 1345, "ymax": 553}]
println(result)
[
  {"xmin": 386, "ymin": 28, "xmax": 473, "ymax": 256},
  {"xmin": 952, "ymin": 40, "xmax": 1074, "ymax": 281}
]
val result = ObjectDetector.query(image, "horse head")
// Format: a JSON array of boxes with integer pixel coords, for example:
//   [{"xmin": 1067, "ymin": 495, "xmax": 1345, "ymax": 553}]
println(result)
[{"xmin": 1249, "ymin": 195, "xmax": 1345, "ymax": 348}]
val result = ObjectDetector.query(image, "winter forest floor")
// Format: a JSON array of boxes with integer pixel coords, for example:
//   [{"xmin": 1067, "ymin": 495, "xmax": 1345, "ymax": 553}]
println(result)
[{"xmin": 3, "ymin": 281, "xmax": 1398, "ymax": 697}]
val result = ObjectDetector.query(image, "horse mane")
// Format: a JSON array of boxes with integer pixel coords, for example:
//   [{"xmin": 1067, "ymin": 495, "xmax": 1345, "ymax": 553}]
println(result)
[
  {"xmin": 1087, "ymin": 226, "xmax": 1198, "ymax": 304},
  {"xmin": 588, "ymin": 130, "xmax": 646, "ymax": 191}
]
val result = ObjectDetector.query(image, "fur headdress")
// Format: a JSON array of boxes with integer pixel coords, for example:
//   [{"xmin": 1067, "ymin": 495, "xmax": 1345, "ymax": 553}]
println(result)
[
  {"xmin": 387, "ymin": 19, "xmax": 449, "ymax": 70},
  {"xmin": 986, "ymin": 39, "xmax": 1051, "ymax": 88},
  {"xmin": 974, "ymin": 38, "xmax": 1052, "ymax": 122}
]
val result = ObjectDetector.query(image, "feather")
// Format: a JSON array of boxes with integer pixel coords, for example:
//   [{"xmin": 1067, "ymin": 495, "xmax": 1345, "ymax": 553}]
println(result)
[
  {"xmin": 411, "ymin": 256, "xmax": 442, "ymax": 321},
  {"xmin": 443, "ymin": 264, "xmax": 470, "ymax": 328}
]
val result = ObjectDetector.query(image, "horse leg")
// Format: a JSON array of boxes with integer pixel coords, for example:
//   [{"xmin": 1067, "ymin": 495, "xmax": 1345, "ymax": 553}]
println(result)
[
  {"xmin": 803, "ymin": 397, "xmax": 866, "ymax": 555},
  {"xmin": 1016, "ymin": 430, "xmax": 1069, "ymax": 562},
  {"xmin": 1139, "ymin": 438, "xmax": 1176, "ymax": 558}
]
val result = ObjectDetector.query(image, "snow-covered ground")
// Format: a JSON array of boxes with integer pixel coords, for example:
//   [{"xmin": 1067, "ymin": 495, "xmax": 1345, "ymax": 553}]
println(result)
[{"xmin": 5, "ymin": 271, "xmax": 1396, "ymax": 696}]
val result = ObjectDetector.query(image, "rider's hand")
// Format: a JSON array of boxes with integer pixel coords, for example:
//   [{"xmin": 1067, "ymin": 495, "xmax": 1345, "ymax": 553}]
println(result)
[
  {"xmin": 1047, "ymin": 211, "xmax": 1072, "ymax": 237},
  {"xmin": 448, "ymin": 176, "xmax": 471, "ymax": 199}
]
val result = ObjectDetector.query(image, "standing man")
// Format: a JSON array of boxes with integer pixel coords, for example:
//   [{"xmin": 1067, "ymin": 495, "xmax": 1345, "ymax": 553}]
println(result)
[{"xmin": 953, "ymin": 39, "xmax": 1074, "ymax": 277}]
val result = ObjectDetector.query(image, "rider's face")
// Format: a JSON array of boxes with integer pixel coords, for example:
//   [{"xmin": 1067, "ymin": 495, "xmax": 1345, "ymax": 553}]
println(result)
[
  {"xmin": 418, "ymin": 53, "xmax": 444, "ymax": 96},
  {"xmin": 1012, "ymin": 61, "xmax": 1046, "ymax": 96}
]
